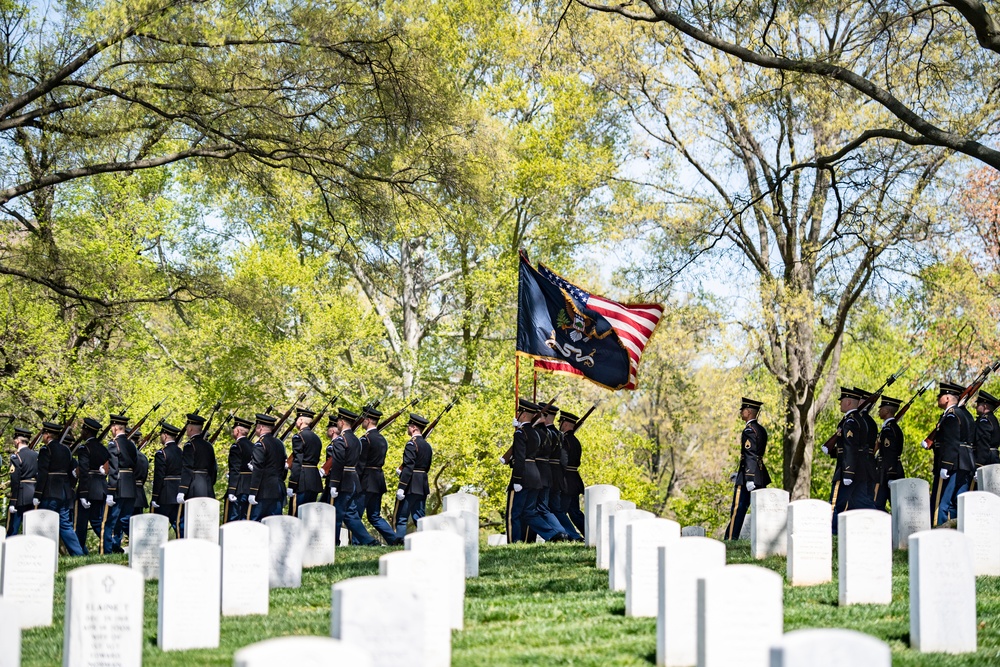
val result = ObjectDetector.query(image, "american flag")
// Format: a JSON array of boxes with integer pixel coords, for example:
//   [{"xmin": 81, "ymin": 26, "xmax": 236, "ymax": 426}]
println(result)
[{"xmin": 536, "ymin": 263, "xmax": 664, "ymax": 390}]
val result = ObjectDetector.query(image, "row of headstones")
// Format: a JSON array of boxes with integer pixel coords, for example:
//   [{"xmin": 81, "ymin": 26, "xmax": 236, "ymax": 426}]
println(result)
[
  {"xmin": 0, "ymin": 491, "xmax": 483, "ymax": 666},
  {"xmin": 582, "ymin": 484, "xmax": 979, "ymax": 665}
]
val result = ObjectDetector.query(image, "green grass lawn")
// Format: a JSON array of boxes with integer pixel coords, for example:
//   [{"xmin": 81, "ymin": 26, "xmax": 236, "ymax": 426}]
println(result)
[{"xmin": 17, "ymin": 538, "xmax": 1000, "ymax": 665}]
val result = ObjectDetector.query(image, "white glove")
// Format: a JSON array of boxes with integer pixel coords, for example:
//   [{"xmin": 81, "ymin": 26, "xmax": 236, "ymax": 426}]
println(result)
[
  {"xmin": 151, "ymin": 501, "xmax": 160, "ymax": 509},
  {"xmin": 319, "ymin": 467, "xmax": 326, "ymax": 478},
  {"xmin": 330, "ymin": 488, "xmax": 339, "ymax": 499},
  {"xmin": 31, "ymin": 498, "xmax": 39, "ymax": 507},
  {"xmin": 843, "ymin": 478, "xmax": 853, "ymax": 486},
  {"xmin": 746, "ymin": 481, "xmax": 755, "ymax": 492},
  {"xmin": 499, "ymin": 455, "xmax": 507, "ymax": 465},
  {"xmin": 105, "ymin": 495, "xmax": 115, "ymax": 506},
  {"xmin": 72, "ymin": 468, "xmax": 78, "ymax": 479},
  {"xmin": 284, "ymin": 462, "xmax": 290, "ymax": 470},
  {"xmin": 176, "ymin": 493, "xmax": 185, "ymax": 504},
  {"xmin": 227, "ymin": 494, "xmax": 237, "ymax": 502},
  {"xmin": 729, "ymin": 472, "xmax": 737, "ymax": 482},
  {"xmin": 513, "ymin": 483, "xmax": 523, "ymax": 493},
  {"xmin": 80, "ymin": 498, "xmax": 91, "ymax": 509},
  {"xmin": 821, "ymin": 445, "xmax": 829, "ymax": 455},
  {"xmin": 247, "ymin": 462, "xmax": 254, "ymax": 471},
  {"xmin": 512, "ymin": 419, "xmax": 520, "ymax": 428},
  {"xmin": 9, "ymin": 505, "xmax": 16, "ymax": 514},
  {"xmin": 396, "ymin": 489, "xmax": 405, "ymax": 500},
  {"xmin": 940, "ymin": 468, "xmax": 950, "ymax": 480},
  {"xmin": 286, "ymin": 488, "xmax": 294, "ymax": 498},
  {"xmin": 248, "ymin": 494, "xmax": 258, "ymax": 506}
]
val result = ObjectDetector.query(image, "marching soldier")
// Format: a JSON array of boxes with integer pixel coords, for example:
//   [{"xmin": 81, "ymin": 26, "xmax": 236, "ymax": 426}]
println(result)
[
  {"xmin": 394, "ymin": 413, "xmax": 434, "ymax": 540},
  {"xmin": 107, "ymin": 414, "xmax": 138, "ymax": 553},
  {"xmin": 225, "ymin": 416, "xmax": 254, "ymax": 522},
  {"xmin": 558, "ymin": 411, "xmax": 586, "ymax": 539},
  {"xmin": 151, "ymin": 422, "xmax": 184, "ymax": 536},
  {"xmin": 873, "ymin": 396, "xmax": 905, "ymax": 512},
  {"xmin": 178, "ymin": 413, "xmax": 217, "ymax": 505},
  {"xmin": 329, "ymin": 408, "xmax": 376, "ymax": 545},
  {"xmin": 546, "ymin": 407, "xmax": 581, "ymax": 541},
  {"xmin": 724, "ymin": 398, "xmax": 770, "ymax": 540},
  {"xmin": 823, "ymin": 388, "xmax": 864, "ymax": 534},
  {"xmin": 358, "ymin": 405, "xmax": 399, "ymax": 545},
  {"xmin": 6, "ymin": 426, "xmax": 37, "ymax": 536},
  {"xmin": 974, "ymin": 390, "xmax": 1000, "ymax": 467},
  {"xmin": 134, "ymin": 432, "xmax": 149, "ymax": 516},
  {"xmin": 74, "ymin": 417, "xmax": 113, "ymax": 554},
  {"xmin": 932, "ymin": 382, "xmax": 975, "ymax": 525},
  {"xmin": 854, "ymin": 388, "xmax": 879, "ymax": 509},
  {"xmin": 288, "ymin": 407, "xmax": 323, "ymax": 516},
  {"xmin": 248, "ymin": 413, "xmax": 287, "ymax": 520},
  {"xmin": 321, "ymin": 415, "xmax": 340, "ymax": 504},
  {"xmin": 33, "ymin": 422, "xmax": 86, "ymax": 556}
]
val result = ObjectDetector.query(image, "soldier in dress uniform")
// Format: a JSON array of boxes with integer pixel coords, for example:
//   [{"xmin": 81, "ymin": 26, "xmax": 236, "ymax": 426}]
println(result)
[
  {"xmin": 932, "ymin": 382, "xmax": 975, "ymax": 525},
  {"xmin": 724, "ymin": 398, "xmax": 770, "ymax": 540},
  {"xmin": 822, "ymin": 388, "xmax": 863, "ymax": 534},
  {"xmin": 33, "ymin": 421, "xmax": 86, "ymax": 556},
  {"xmin": 107, "ymin": 414, "xmax": 138, "ymax": 553},
  {"xmin": 248, "ymin": 413, "xmax": 287, "ymax": 520},
  {"xmin": 151, "ymin": 422, "xmax": 184, "ymax": 536},
  {"xmin": 546, "ymin": 408, "xmax": 582, "ymax": 542},
  {"xmin": 852, "ymin": 388, "xmax": 879, "ymax": 510},
  {"xmin": 329, "ymin": 408, "xmax": 376, "ymax": 545},
  {"xmin": 558, "ymin": 411, "xmax": 586, "ymax": 539},
  {"xmin": 6, "ymin": 426, "xmax": 37, "ymax": 536},
  {"xmin": 873, "ymin": 396, "xmax": 905, "ymax": 512},
  {"xmin": 133, "ymin": 431, "xmax": 149, "ymax": 516},
  {"xmin": 178, "ymin": 412, "xmax": 218, "ymax": 505},
  {"xmin": 393, "ymin": 413, "xmax": 434, "ymax": 540},
  {"xmin": 224, "ymin": 416, "xmax": 254, "ymax": 522},
  {"xmin": 288, "ymin": 407, "xmax": 323, "ymax": 516},
  {"xmin": 974, "ymin": 391, "xmax": 1000, "ymax": 468},
  {"xmin": 74, "ymin": 417, "xmax": 113, "ymax": 553},
  {"xmin": 320, "ymin": 415, "xmax": 340, "ymax": 504},
  {"xmin": 358, "ymin": 405, "xmax": 399, "ymax": 545}
]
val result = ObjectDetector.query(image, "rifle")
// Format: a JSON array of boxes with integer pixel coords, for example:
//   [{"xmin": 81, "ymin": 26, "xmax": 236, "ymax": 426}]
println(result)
[
  {"xmin": 269, "ymin": 393, "xmax": 307, "ymax": 441},
  {"xmin": 352, "ymin": 395, "xmax": 386, "ymax": 431},
  {"xmin": 28, "ymin": 409, "xmax": 60, "ymax": 449},
  {"xmin": 895, "ymin": 381, "xmax": 932, "ymax": 422},
  {"xmin": 922, "ymin": 359, "xmax": 1000, "ymax": 449},
  {"xmin": 208, "ymin": 413, "xmax": 234, "ymax": 445},
  {"xmin": 57, "ymin": 398, "xmax": 87, "ymax": 446},
  {"xmin": 201, "ymin": 400, "xmax": 223, "ymax": 436},
  {"xmin": 818, "ymin": 366, "xmax": 906, "ymax": 451},
  {"xmin": 423, "ymin": 398, "xmax": 459, "ymax": 438},
  {"xmin": 138, "ymin": 419, "xmax": 164, "ymax": 451},
  {"xmin": 126, "ymin": 398, "xmax": 166, "ymax": 441},
  {"xmin": 377, "ymin": 397, "xmax": 420, "ymax": 432},
  {"xmin": 571, "ymin": 403, "xmax": 599, "ymax": 433}
]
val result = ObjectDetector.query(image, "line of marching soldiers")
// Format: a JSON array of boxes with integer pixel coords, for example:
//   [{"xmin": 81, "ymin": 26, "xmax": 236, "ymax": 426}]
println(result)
[
  {"xmin": 5, "ymin": 403, "xmax": 442, "ymax": 552},
  {"xmin": 723, "ymin": 380, "xmax": 1000, "ymax": 539},
  {"xmin": 501, "ymin": 398, "xmax": 588, "ymax": 543}
]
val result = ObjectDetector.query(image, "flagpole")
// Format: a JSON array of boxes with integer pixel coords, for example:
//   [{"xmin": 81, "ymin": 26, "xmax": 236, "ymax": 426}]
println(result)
[
  {"xmin": 533, "ymin": 370, "xmax": 538, "ymax": 402},
  {"xmin": 514, "ymin": 355, "xmax": 520, "ymax": 413}
]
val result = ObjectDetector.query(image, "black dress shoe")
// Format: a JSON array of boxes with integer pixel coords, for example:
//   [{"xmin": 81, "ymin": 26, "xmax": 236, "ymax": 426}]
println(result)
[
  {"xmin": 550, "ymin": 533, "xmax": 570, "ymax": 543},
  {"xmin": 111, "ymin": 546, "xmax": 125, "ymax": 554}
]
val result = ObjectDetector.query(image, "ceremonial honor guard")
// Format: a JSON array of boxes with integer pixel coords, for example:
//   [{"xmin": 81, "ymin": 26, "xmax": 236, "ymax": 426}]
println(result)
[
  {"xmin": 151, "ymin": 422, "xmax": 184, "ymax": 536},
  {"xmin": 724, "ymin": 398, "xmax": 770, "ymax": 540},
  {"xmin": 329, "ymin": 408, "xmax": 376, "ymax": 545},
  {"xmin": 558, "ymin": 411, "xmax": 586, "ymax": 539},
  {"xmin": 394, "ymin": 413, "xmax": 434, "ymax": 540},
  {"xmin": 321, "ymin": 416, "xmax": 340, "ymax": 504},
  {"xmin": 358, "ymin": 405, "xmax": 399, "ymax": 545},
  {"xmin": 6, "ymin": 426, "xmax": 37, "ymax": 536},
  {"xmin": 75, "ymin": 417, "xmax": 113, "ymax": 553},
  {"xmin": 107, "ymin": 414, "xmax": 138, "ymax": 553},
  {"xmin": 33, "ymin": 421, "xmax": 86, "ymax": 556},
  {"xmin": 178, "ymin": 412, "xmax": 218, "ymax": 506},
  {"xmin": 288, "ymin": 407, "xmax": 323, "ymax": 516},
  {"xmin": 134, "ymin": 435, "xmax": 149, "ymax": 516},
  {"xmin": 854, "ymin": 388, "xmax": 880, "ymax": 509},
  {"xmin": 975, "ymin": 391, "xmax": 1000, "ymax": 467},
  {"xmin": 546, "ymin": 408, "xmax": 581, "ymax": 541},
  {"xmin": 932, "ymin": 382, "xmax": 975, "ymax": 525},
  {"xmin": 873, "ymin": 396, "xmax": 905, "ymax": 512},
  {"xmin": 224, "ymin": 416, "xmax": 254, "ymax": 522},
  {"xmin": 248, "ymin": 413, "xmax": 287, "ymax": 520},
  {"xmin": 824, "ymin": 388, "xmax": 864, "ymax": 534}
]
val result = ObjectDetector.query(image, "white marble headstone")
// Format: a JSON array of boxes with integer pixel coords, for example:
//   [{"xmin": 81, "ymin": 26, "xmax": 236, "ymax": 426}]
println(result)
[
  {"xmin": 158, "ymin": 538, "xmax": 221, "ymax": 651},
  {"xmin": 262, "ymin": 515, "xmax": 307, "ymax": 589},
  {"xmin": 680, "ymin": 526, "xmax": 705, "ymax": 537},
  {"xmin": 332, "ymin": 576, "xmax": 425, "ymax": 667},
  {"xmin": 625, "ymin": 518, "xmax": 679, "ymax": 617},
  {"xmin": 585, "ymin": 485, "xmax": 620, "ymax": 547},
  {"xmin": 750, "ymin": 488, "xmax": 789, "ymax": 558},
  {"xmin": 23, "ymin": 509, "xmax": 59, "ymax": 570},
  {"xmin": 909, "ymin": 529, "xmax": 977, "ymax": 653},
  {"xmin": 596, "ymin": 499, "xmax": 635, "ymax": 570},
  {"xmin": 405, "ymin": 530, "xmax": 465, "ymax": 630},
  {"xmin": 786, "ymin": 499, "xmax": 832, "ymax": 586},
  {"xmin": 442, "ymin": 495, "xmax": 481, "ymax": 578},
  {"xmin": 380, "ymin": 551, "xmax": 452, "ymax": 667},
  {"xmin": 298, "ymin": 502, "xmax": 337, "ymax": 568},
  {"xmin": 0, "ymin": 534, "xmax": 56, "ymax": 628},
  {"xmin": 958, "ymin": 491, "xmax": 1000, "ymax": 576},
  {"xmin": 487, "ymin": 534, "xmax": 507, "ymax": 546},
  {"xmin": 838, "ymin": 510, "xmax": 892, "ymax": 606},
  {"xmin": 442, "ymin": 491, "xmax": 480, "ymax": 516},
  {"xmin": 768, "ymin": 628, "xmax": 891, "ymax": 667},
  {"xmin": 234, "ymin": 636, "xmax": 373, "ymax": 667},
  {"xmin": 976, "ymin": 464, "xmax": 1000, "ymax": 496},
  {"xmin": 657, "ymin": 536, "xmax": 726, "ymax": 667},
  {"xmin": 889, "ymin": 478, "xmax": 931, "ymax": 550},
  {"xmin": 63, "ymin": 564, "xmax": 144, "ymax": 667},
  {"xmin": 129, "ymin": 513, "xmax": 169, "ymax": 580},
  {"xmin": 183, "ymin": 497, "xmax": 220, "ymax": 543},
  {"xmin": 698, "ymin": 565, "xmax": 783, "ymax": 666},
  {"xmin": 0, "ymin": 596, "xmax": 21, "ymax": 667},
  {"xmin": 609, "ymin": 509, "xmax": 655, "ymax": 591},
  {"xmin": 419, "ymin": 512, "xmax": 475, "ymax": 577},
  {"xmin": 220, "ymin": 521, "xmax": 270, "ymax": 616}
]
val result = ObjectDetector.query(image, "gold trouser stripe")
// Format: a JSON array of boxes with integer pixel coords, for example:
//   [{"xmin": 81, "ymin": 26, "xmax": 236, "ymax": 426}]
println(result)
[
  {"xmin": 246, "ymin": 501, "xmax": 253, "ymax": 520},
  {"xmin": 290, "ymin": 495, "xmax": 298, "ymax": 517},
  {"xmin": 73, "ymin": 501, "xmax": 78, "ymax": 529},
  {"xmin": 725, "ymin": 484, "xmax": 742, "ymax": 540},
  {"xmin": 391, "ymin": 498, "xmax": 401, "ymax": 529},
  {"xmin": 872, "ymin": 482, "xmax": 880, "ymax": 503},
  {"xmin": 222, "ymin": 496, "xmax": 230, "ymax": 524},
  {"xmin": 99, "ymin": 503, "xmax": 109, "ymax": 555},
  {"xmin": 506, "ymin": 488, "xmax": 515, "ymax": 543},
  {"xmin": 932, "ymin": 478, "xmax": 945, "ymax": 527},
  {"xmin": 177, "ymin": 504, "xmax": 185, "ymax": 532}
]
